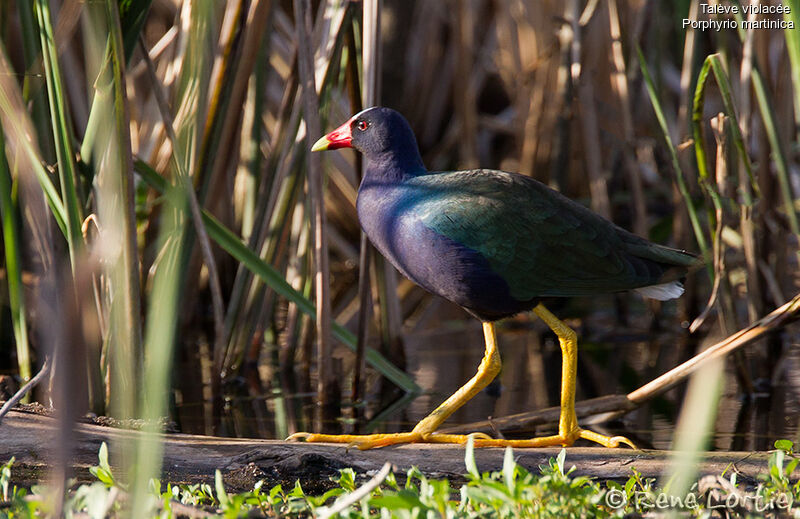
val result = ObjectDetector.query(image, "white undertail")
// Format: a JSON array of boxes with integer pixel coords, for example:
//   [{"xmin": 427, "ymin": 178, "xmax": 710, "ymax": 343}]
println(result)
[{"xmin": 634, "ymin": 281, "xmax": 684, "ymax": 301}]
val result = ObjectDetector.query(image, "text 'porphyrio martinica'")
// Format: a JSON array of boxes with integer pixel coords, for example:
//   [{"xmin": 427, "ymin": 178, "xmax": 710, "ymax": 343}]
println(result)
[{"xmin": 291, "ymin": 107, "xmax": 699, "ymax": 450}]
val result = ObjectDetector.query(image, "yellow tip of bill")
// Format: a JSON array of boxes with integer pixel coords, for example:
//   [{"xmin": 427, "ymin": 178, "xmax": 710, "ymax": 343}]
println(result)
[{"xmin": 311, "ymin": 135, "xmax": 330, "ymax": 152}]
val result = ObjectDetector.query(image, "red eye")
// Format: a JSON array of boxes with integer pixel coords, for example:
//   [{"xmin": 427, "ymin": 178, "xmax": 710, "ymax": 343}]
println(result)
[{"xmin": 356, "ymin": 120, "xmax": 369, "ymax": 131}]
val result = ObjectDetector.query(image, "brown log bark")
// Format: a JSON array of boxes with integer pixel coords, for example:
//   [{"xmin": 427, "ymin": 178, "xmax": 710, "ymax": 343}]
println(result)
[{"xmin": 0, "ymin": 408, "xmax": 774, "ymax": 493}]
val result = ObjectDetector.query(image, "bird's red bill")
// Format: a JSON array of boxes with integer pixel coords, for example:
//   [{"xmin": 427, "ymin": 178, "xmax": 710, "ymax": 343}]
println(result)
[{"xmin": 311, "ymin": 118, "xmax": 353, "ymax": 151}]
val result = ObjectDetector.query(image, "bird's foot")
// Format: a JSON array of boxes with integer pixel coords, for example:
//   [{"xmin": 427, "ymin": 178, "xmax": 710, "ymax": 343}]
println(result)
[
  {"xmin": 286, "ymin": 431, "xmax": 493, "ymax": 450},
  {"xmin": 471, "ymin": 428, "xmax": 637, "ymax": 449}
]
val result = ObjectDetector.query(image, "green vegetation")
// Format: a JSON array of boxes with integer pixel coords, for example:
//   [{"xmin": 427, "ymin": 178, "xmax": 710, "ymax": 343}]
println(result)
[{"xmin": 1, "ymin": 440, "xmax": 798, "ymax": 518}]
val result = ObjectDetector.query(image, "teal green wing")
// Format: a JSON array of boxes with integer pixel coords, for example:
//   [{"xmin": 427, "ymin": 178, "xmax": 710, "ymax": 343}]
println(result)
[{"xmin": 414, "ymin": 170, "xmax": 691, "ymax": 300}]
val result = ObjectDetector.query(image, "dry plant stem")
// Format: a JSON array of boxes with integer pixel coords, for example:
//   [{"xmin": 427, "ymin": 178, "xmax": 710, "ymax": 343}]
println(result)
[
  {"xmin": 689, "ymin": 114, "xmax": 727, "ymax": 334},
  {"xmin": 294, "ymin": 0, "xmax": 333, "ymax": 431},
  {"xmin": 676, "ymin": 0, "xmax": 699, "ymax": 142},
  {"xmin": 346, "ymin": 25, "xmax": 369, "ymax": 428},
  {"xmin": 138, "ymin": 37, "xmax": 227, "ymax": 366},
  {"xmin": 351, "ymin": 233, "xmax": 371, "ymax": 424},
  {"xmin": 0, "ymin": 356, "xmax": 51, "ymax": 423},
  {"xmin": 197, "ymin": 0, "xmax": 246, "ymax": 192},
  {"xmin": 578, "ymin": 0, "xmax": 601, "ymax": 24},
  {"xmin": 569, "ymin": 0, "xmax": 611, "ymax": 220},
  {"xmin": 607, "ymin": 0, "xmax": 647, "ymax": 237},
  {"xmin": 628, "ymin": 293, "xmax": 800, "ymax": 404},
  {"xmin": 708, "ymin": 113, "xmax": 738, "ymax": 336},
  {"xmin": 738, "ymin": 1, "xmax": 762, "ymax": 322},
  {"xmin": 455, "ymin": 0, "xmax": 478, "ymax": 168},
  {"xmin": 438, "ymin": 394, "xmax": 635, "ymax": 435},
  {"xmin": 550, "ymin": 22, "xmax": 574, "ymax": 190},
  {"xmin": 707, "ymin": 114, "xmax": 753, "ymax": 392},
  {"xmin": 205, "ymin": 0, "xmax": 273, "ymax": 212}
]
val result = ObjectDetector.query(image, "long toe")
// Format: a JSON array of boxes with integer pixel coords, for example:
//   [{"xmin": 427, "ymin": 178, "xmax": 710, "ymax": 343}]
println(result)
[
  {"xmin": 285, "ymin": 431, "xmax": 497, "ymax": 449},
  {"xmin": 578, "ymin": 429, "xmax": 637, "ymax": 449},
  {"xmin": 471, "ymin": 429, "xmax": 637, "ymax": 449},
  {"xmin": 471, "ymin": 433, "xmax": 576, "ymax": 448},
  {"xmin": 286, "ymin": 432, "xmax": 425, "ymax": 449}
]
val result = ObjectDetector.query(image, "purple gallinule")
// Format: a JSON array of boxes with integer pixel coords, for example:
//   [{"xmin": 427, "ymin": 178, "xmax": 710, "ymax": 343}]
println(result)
[{"xmin": 291, "ymin": 107, "xmax": 697, "ymax": 449}]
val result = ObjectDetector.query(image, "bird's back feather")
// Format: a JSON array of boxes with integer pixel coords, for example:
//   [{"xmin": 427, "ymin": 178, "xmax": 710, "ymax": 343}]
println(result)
[{"xmin": 409, "ymin": 169, "xmax": 697, "ymax": 300}]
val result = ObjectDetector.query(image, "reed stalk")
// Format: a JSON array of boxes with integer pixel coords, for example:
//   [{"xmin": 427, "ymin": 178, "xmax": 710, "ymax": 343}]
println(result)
[
  {"xmin": 0, "ymin": 128, "xmax": 30, "ymax": 393},
  {"xmin": 33, "ymin": 0, "xmax": 84, "ymax": 271}
]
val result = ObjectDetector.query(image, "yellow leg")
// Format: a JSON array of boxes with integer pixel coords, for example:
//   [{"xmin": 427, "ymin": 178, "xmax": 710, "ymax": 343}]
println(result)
[
  {"xmin": 472, "ymin": 303, "xmax": 636, "ymax": 449},
  {"xmin": 287, "ymin": 322, "xmax": 502, "ymax": 449}
]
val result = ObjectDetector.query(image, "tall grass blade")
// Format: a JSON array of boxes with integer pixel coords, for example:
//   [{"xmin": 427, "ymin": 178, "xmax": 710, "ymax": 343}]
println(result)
[
  {"xmin": 662, "ymin": 356, "xmax": 724, "ymax": 502},
  {"xmin": 637, "ymin": 47, "xmax": 709, "ymax": 259},
  {"xmin": 0, "ymin": 127, "xmax": 31, "ymax": 394},
  {"xmin": 16, "ymin": 0, "xmax": 54, "ymax": 161},
  {"xmin": 690, "ymin": 58, "xmax": 721, "ymax": 201},
  {"xmin": 119, "ymin": 0, "xmax": 154, "ymax": 61},
  {"xmin": 750, "ymin": 71, "xmax": 800, "ymax": 242},
  {"xmin": 130, "ymin": 194, "xmax": 186, "ymax": 518},
  {"xmin": 33, "ymin": 0, "xmax": 84, "ymax": 270}
]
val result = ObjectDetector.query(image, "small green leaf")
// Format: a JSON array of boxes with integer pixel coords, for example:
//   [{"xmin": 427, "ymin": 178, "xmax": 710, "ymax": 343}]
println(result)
[
  {"xmin": 370, "ymin": 490, "xmax": 426, "ymax": 510},
  {"xmin": 289, "ymin": 480, "xmax": 305, "ymax": 498},
  {"xmin": 502, "ymin": 447, "xmax": 516, "ymax": 494},
  {"xmin": 215, "ymin": 469, "xmax": 229, "ymax": 507},
  {"xmin": 785, "ymin": 459, "xmax": 798, "ymax": 478},
  {"xmin": 1, "ymin": 456, "xmax": 14, "ymax": 501},
  {"xmin": 97, "ymin": 443, "xmax": 110, "ymax": 472},
  {"xmin": 556, "ymin": 448, "xmax": 566, "ymax": 475},
  {"xmin": 269, "ymin": 483, "xmax": 283, "ymax": 500},
  {"xmin": 775, "ymin": 439, "xmax": 794, "ymax": 453},
  {"xmin": 89, "ymin": 444, "xmax": 115, "ymax": 488},
  {"xmin": 334, "ymin": 467, "xmax": 356, "ymax": 491},
  {"xmin": 464, "ymin": 436, "xmax": 479, "ymax": 478}
]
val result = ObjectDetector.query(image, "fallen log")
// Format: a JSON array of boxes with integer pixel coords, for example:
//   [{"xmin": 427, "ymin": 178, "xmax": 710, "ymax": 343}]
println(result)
[{"xmin": 0, "ymin": 408, "xmax": 775, "ymax": 493}]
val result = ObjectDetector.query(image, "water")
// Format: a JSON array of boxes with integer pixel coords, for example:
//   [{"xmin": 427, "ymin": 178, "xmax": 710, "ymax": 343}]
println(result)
[{"xmin": 175, "ymin": 296, "xmax": 800, "ymax": 451}]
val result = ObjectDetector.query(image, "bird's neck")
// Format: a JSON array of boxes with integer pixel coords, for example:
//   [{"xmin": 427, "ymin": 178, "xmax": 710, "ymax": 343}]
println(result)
[{"xmin": 363, "ymin": 149, "xmax": 427, "ymax": 184}]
